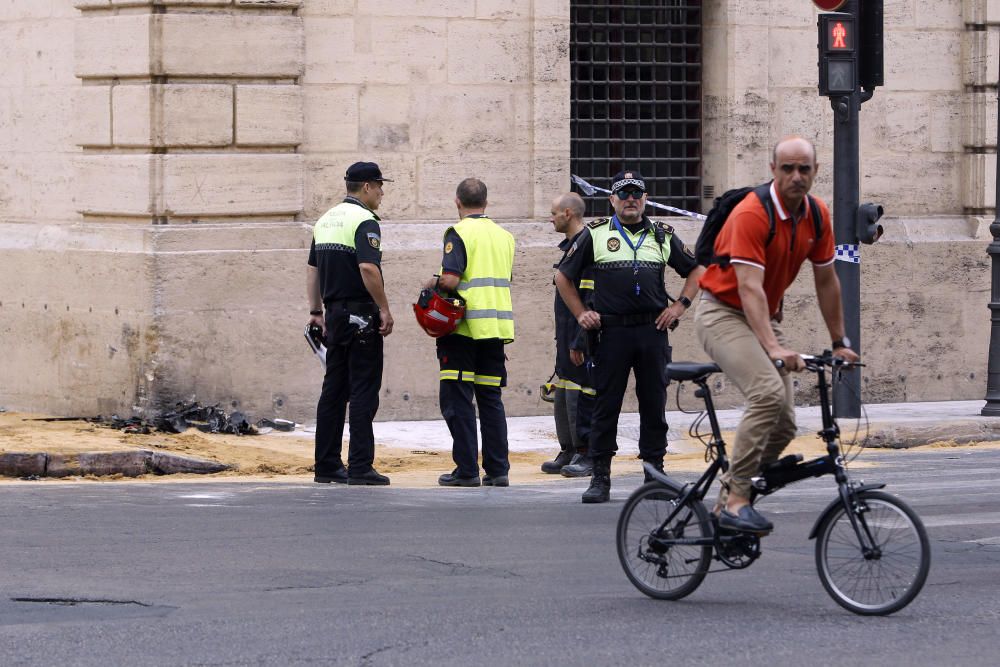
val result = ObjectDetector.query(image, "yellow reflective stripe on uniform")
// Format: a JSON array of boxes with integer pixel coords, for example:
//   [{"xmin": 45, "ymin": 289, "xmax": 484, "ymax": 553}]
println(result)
[
  {"xmin": 555, "ymin": 377, "xmax": 596, "ymax": 395},
  {"xmin": 579, "ymin": 279, "xmax": 595, "ymax": 290},
  {"xmin": 473, "ymin": 374, "xmax": 502, "ymax": 386},
  {"xmin": 440, "ymin": 369, "xmax": 477, "ymax": 382}
]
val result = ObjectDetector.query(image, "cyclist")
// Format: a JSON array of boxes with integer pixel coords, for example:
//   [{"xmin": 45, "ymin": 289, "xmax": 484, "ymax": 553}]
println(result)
[{"xmin": 694, "ymin": 136, "xmax": 859, "ymax": 533}]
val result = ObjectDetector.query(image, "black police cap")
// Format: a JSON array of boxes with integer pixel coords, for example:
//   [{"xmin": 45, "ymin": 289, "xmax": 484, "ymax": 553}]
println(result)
[
  {"xmin": 344, "ymin": 161, "xmax": 393, "ymax": 183},
  {"xmin": 611, "ymin": 169, "xmax": 646, "ymax": 193}
]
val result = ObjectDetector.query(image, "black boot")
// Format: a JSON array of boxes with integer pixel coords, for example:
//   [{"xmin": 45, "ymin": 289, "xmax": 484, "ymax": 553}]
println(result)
[
  {"xmin": 582, "ymin": 457, "xmax": 611, "ymax": 504},
  {"xmin": 540, "ymin": 449, "xmax": 574, "ymax": 474},
  {"xmin": 560, "ymin": 452, "xmax": 594, "ymax": 477},
  {"xmin": 642, "ymin": 457, "xmax": 665, "ymax": 483}
]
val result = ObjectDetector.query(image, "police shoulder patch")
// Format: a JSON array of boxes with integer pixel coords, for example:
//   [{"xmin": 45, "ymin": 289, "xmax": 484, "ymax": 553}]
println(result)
[
  {"xmin": 367, "ymin": 232, "xmax": 381, "ymax": 249},
  {"xmin": 444, "ymin": 241, "xmax": 454, "ymax": 254},
  {"xmin": 607, "ymin": 237, "xmax": 621, "ymax": 252},
  {"xmin": 683, "ymin": 243, "xmax": 695, "ymax": 258},
  {"xmin": 587, "ymin": 217, "xmax": 610, "ymax": 229}
]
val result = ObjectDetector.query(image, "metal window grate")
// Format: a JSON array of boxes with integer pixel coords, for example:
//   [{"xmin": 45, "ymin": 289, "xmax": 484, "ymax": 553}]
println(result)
[{"xmin": 570, "ymin": 0, "xmax": 703, "ymax": 217}]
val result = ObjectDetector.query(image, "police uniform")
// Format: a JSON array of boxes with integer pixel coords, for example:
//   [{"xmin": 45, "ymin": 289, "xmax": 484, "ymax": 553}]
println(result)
[
  {"xmin": 309, "ymin": 194, "xmax": 384, "ymax": 480},
  {"xmin": 557, "ymin": 212, "xmax": 698, "ymax": 465},
  {"xmin": 546, "ymin": 231, "xmax": 595, "ymax": 471},
  {"xmin": 436, "ymin": 214, "xmax": 516, "ymax": 484}
]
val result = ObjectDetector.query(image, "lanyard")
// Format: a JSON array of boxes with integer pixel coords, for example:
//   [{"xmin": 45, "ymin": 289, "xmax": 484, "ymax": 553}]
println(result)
[{"xmin": 612, "ymin": 215, "xmax": 649, "ymax": 296}]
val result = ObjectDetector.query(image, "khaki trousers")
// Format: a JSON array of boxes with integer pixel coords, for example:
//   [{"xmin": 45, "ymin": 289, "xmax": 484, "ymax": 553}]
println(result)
[{"xmin": 694, "ymin": 299, "xmax": 797, "ymax": 501}]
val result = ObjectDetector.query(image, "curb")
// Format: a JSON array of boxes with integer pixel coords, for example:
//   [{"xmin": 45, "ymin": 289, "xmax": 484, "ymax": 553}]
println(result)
[
  {"xmin": 862, "ymin": 420, "xmax": 1000, "ymax": 449},
  {"xmin": 0, "ymin": 450, "xmax": 231, "ymax": 478}
]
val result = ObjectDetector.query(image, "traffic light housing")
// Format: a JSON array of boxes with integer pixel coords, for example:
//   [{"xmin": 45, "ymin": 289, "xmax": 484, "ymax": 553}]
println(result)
[
  {"xmin": 856, "ymin": 202, "xmax": 884, "ymax": 244},
  {"xmin": 859, "ymin": 0, "xmax": 884, "ymax": 90},
  {"xmin": 818, "ymin": 13, "xmax": 858, "ymax": 96}
]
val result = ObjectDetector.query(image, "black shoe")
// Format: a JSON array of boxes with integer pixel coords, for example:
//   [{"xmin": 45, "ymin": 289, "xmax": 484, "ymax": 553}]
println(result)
[
  {"xmin": 561, "ymin": 453, "xmax": 594, "ymax": 478},
  {"xmin": 438, "ymin": 471, "xmax": 481, "ymax": 487},
  {"xmin": 581, "ymin": 458, "xmax": 611, "ymax": 504},
  {"xmin": 719, "ymin": 505, "xmax": 773, "ymax": 533},
  {"xmin": 314, "ymin": 467, "xmax": 348, "ymax": 484},
  {"xmin": 347, "ymin": 469, "xmax": 390, "ymax": 486},
  {"xmin": 482, "ymin": 474, "xmax": 509, "ymax": 487},
  {"xmin": 642, "ymin": 458, "xmax": 665, "ymax": 483},
  {"xmin": 541, "ymin": 450, "xmax": 574, "ymax": 474}
]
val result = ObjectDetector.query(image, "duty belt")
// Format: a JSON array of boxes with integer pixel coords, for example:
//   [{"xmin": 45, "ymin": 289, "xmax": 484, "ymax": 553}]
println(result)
[{"xmin": 599, "ymin": 312, "xmax": 658, "ymax": 327}]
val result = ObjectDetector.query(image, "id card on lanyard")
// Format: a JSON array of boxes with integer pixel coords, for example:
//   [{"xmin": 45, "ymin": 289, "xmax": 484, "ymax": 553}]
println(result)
[{"xmin": 612, "ymin": 215, "xmax": 649, "ymax": 296}]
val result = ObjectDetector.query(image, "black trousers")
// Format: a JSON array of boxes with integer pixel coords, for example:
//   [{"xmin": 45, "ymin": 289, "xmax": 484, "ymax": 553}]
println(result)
[
  {"xmin": 437, "ymin": 335, "xmax": 509, "ymax": 478},
  {"xmin": 314, "ymin": 303, "xmax": 383, "ymax": 476},
  {"xmin": 588, "ymin": 321, "xmax": 670, "ymax": 461}
]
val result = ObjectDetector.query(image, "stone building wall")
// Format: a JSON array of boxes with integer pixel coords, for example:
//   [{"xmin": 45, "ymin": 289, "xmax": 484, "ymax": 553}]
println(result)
[{"xmin": 0, "ymin": 0, "xmax": 996, "ymax": 423}]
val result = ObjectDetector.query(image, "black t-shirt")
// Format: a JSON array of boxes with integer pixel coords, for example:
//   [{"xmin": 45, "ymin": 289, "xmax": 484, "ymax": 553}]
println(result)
[
  {"xmin": 307, "ymin": 198, "xmax": 382, "ymax": 304},
  {"xmin": 554, "ymin": 229, "xmax": 591, "ymax": 382},
  {"xmin": 558, "ymin": 217, "xmax": 698, "ymax": 316}
]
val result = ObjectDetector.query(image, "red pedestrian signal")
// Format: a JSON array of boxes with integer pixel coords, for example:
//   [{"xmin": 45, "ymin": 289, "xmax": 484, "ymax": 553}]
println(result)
[
  {"xmin": 832, "ymin": 22, "xmax": 847, "ymax": 49},
  {"xmin": 818, "ymin": 13, "xmax": 857, "ymax": 96},
  {"xmin": 824, "ymin": 18, "xmax": 853, "ymax": 52}
]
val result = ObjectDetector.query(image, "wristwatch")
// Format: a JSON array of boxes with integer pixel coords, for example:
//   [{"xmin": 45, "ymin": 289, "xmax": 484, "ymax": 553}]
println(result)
[
  {"xmin": 310, "ymin": 309, "xmax": 323, "ymax": 316},
  {"xmin": 832, "ymin": 336, "xmax": 851, "ymax": 350},
  {"xmin": 677, "ymin": 296, "xmax": 692, "ymax": 308}
]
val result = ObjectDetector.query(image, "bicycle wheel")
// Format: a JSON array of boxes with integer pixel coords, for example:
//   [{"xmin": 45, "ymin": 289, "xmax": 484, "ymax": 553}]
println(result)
[
  {"xmin": 815, "ymin": 490, "xmax": 930, "ymax": 615},
  {"xmin": 616, "ymin": 481, "xmax": 712, "ymax": 600}
]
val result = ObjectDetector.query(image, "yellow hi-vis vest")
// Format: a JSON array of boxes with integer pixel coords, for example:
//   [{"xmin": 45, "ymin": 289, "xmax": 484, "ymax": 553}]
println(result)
[
  {"xmin": 312, "ymin": 200, "xmax": 379, "ymax": 252},
  {"xmin": 447, "ymin": 216, "xmax": 515, "ymax": 341}
]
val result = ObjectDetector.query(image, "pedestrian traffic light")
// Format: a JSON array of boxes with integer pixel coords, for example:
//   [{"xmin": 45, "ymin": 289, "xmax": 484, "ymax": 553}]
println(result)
[
  {"xmin": 859, "ymin": 0, "xmax": 884, "ymax": 90},
  {"xmin": 818, "ymin": 13, "xmax": 857, "ymax": 96},
  {"xmin": 856, "ymin": 202, "xmax": 884, "ymax": 244}
]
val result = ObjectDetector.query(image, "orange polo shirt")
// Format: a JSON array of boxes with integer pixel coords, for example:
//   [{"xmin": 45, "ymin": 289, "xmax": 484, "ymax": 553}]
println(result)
[{"xmin": 698, "ymin": 183, "xmax": 835, "ymax": 317}]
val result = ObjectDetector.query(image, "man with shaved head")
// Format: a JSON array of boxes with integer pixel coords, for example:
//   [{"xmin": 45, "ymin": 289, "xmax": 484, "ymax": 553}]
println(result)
[
  {"xmin": 541, "ymin": 192, "xmax": 596, "ymax": 477},
  {"xmin": 695, "ymin": 136, "xmax": 859, "ymax": 533}
]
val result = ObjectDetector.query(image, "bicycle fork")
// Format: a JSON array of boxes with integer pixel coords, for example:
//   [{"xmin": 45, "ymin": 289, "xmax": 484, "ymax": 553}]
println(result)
[{"xmin": 836, "ymin": 482, "xmax": 882, "ymax": 559}]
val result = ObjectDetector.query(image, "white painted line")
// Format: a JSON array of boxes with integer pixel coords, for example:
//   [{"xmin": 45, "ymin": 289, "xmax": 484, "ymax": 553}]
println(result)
[{"xmin": 920, "ymin": 512, "xmax": 1000, "ymax": 528}]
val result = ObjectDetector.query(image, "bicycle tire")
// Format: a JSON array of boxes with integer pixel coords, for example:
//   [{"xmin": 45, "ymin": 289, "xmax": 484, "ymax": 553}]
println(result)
[
  {"xmin": 815, "ymin": 490, "xmax": 930, "ymax": 615},
  {"xmin": 616, "ymin": 481, "xmax": 712, "ymax": 600}
]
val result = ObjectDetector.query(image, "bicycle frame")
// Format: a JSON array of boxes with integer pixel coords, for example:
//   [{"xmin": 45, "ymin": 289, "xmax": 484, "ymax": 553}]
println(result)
[{"xmin": 651, "ymin": 354, "xmax": 882, "ymax": 556}]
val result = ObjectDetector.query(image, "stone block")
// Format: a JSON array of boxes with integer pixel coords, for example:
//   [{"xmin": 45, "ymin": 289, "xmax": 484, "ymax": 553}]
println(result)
[
  {"xmin": 477, "ymin": 0, "xmax": 531, "ymax": 19},
  {"xmin": 916, "ymin": 0, "xmax": 962, "ymax": 29},
  {"xmin": 417, "ymin": 154, "xmax": 529, "ymax": 218},
  {"xmin": 236, "ymin": 85, "xmax": 302, "ymax": 146},
  {"xmin": 75, "ymin": 14, "xmax": 152, "ymax": 78},
  {"xmin": 75, "ymin": 155, "xmax": 156, "ymax": 216},
  {"xmin": 370, "ymin": 17, "xmax": 447, "ymax": 84},
  {"xmin": 74, "ymin": 86, "xmax": 112, "ymax": 147},
  {"xmin": 860, "ymin": 92, "xmax": 931, "ymax": 154},
  {"xmin": 357, "ymin": 0, "xmax": 474, "ymax": 17},
  {"xmin": 301, "ymin": 85, "xmax": 359, "ymax": 152},
  {"xmin": 774, "ymin": 89, "xmax": 834, "ymax": 154},
  {"xmin": 963, "ymin": 153, "xmax": 997, "ymax": 210},
  {"xmin": 928, "ymin": 91, "xmax": 964, "ymax": 154},
  {"xmin": 19, "ymin": 19, "xmax": 77, "ymax": 87},
  {"xmin": 299, "ymin": 0, "xmax": 355, "ymax": 16},
  {"xmin": 112, "ymin": 84, "xmax": 152, "ymax": 147},
  {"xmin": 528, "ymin": 84, "xmax": 570, "ymax": 153},
  {"xmin": 163, "ymin": 84, "xmax": 234, "ymax": 147},
  {"xmin": 162, "ymin": 154, "xmax": 303, "ymax": 217},
  {"xmin": 160, "ymin": 14, "xmax": 303, "ymax": 77},
  {"xmin": 447, "ymin": 21, "xmax": 531, "ymax": 84},
  {"xmin": 768, "ymin": 27, "xmax": 818, "ymax": 90},
  {"xmin": 534, "ymin": 0, "xmax": 569, "ymax": 20},
  {"xmin": 532, "ymin": 151, "xmax": 570, "ymax": 217},
  {"xmin": 963, "ymin": 29, "xmax": 999, "ymax": 87},
  {"xmin": 862, "ymin": 153, "xmax": 961, "ymax": 216},
  {"xmin": 235, "ymin": 0, "xmax": 301, "ymax": 7},
  {"xmin": 533, "ymin": 20, "xmax": 569, "ymax": 84},
  {"xmin": 304, "ymin": 153, "xmax": 418, "ymax": 220},
  {"xmin": 730, "ymin": 27, "xmax": 770, "ymax": 92},
  {"xmin": 410, "ymin": 87, "xmax": 515, "ymax": 153},
  {"xmin": 963, "ymin": 91, "xmax": 998, "ymax": 149},
  {"xmin": 359, "ymin": 84, "xmax": 410, "ymax": 128},
  {"xmin": 9, "ymin": 86, "xmax": 75, "ymax": 153}
]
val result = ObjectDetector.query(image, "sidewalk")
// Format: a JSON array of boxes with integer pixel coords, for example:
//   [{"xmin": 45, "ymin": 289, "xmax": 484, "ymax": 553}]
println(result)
[{"xmin": 302, "ymin": 399, "xmax": 1000, "ymax": 456}]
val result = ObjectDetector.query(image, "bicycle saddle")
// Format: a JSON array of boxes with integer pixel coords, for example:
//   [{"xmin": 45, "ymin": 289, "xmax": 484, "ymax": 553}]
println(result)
[{"xmin": 666, "ymin": 362, "xmax": 721, "ymax": 382}]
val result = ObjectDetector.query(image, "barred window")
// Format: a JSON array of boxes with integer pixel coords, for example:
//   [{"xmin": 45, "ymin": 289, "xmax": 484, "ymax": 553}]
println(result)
[{"xmin": 571, "ymin": 1, "xmax": 703, "ymax": 217}]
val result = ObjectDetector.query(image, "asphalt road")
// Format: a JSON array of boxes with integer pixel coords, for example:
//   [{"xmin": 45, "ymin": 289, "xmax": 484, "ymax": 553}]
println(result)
[{"xmin": 1, "ymin": 447, "xmax": 999, "ymax": 666}]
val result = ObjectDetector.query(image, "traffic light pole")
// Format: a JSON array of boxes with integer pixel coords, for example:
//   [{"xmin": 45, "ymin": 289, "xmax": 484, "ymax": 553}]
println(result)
[
  {"xmin": 831, "ymin": 89, "xmax": 862, "ymax": 418},
  {"xmin": 982, "ymin": 46, "xmax": 1000, "ymax": 416}
]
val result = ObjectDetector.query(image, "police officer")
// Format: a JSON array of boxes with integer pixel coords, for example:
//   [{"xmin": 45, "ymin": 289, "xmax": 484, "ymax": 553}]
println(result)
[
  {"xmin": 542, "ymin": 192, "xmax": 596, "ymax": 477},
  {"xmin": 307, "ymin": 161, "xmax": 395, "ymax": 486},
  {"xmin": 427, "ymin": 178, "xmax": 516, "ymax": 488},
  {"xmin": 555, "ymin": 169, "xmax": 705, "ymax": 503}
]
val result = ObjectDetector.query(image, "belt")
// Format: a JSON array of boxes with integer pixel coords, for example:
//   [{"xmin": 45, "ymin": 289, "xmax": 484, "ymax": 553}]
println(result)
[
  {"xmin": 599, "ymin": 312, "xmax": 658, "ymax": 327},
  {"xmin": 327, "ymin": 299, "xmax": 378, "ymax": 314},
  {"xmin": 700, "ymin": 291, "xmax": 781, "ymax": 322}
]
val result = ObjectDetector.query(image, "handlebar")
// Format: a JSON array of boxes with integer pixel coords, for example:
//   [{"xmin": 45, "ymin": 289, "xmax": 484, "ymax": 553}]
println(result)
[{"xmin": 773, "ymin": 351, "xmax": 864, "ymax": 371}]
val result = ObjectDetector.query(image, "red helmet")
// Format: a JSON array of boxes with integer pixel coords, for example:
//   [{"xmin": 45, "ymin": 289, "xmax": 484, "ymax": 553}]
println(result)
[{"xmin": 413, "ymin": 289, "xmax": 465, "ymax": 338}]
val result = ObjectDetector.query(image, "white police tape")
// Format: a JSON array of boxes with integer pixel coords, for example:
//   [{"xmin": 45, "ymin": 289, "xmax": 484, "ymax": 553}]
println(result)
[
  {"xmin": 835, "ymin": 244, "xmax": 861, "ymax": 264},
  {"xmin": 571, "ymin": 174, "xmax": 707, "ymax": 221}
]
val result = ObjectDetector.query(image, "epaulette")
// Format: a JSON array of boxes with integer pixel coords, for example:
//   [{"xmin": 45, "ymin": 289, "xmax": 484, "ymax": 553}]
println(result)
[{"xmin": 587, "ymin": 217, "xmax": 610, "ymax": 229}]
